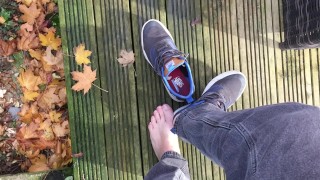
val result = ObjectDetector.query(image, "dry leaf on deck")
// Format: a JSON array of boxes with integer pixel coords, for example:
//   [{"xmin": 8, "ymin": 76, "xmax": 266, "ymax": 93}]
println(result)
[
  {"xmin": 18, "ymin": 69, "xmax": 43, "ymax": 91},
  {"xmin": 73, "ymin": 44, "xmax": 92, "ymax": 65},
  {"xmin": 39, "ymin": 30, "xmax": 62, "ymax": 50},
  {"xmin": 117, "ymin": 50, "xmax": 135, "ymax": 67},
  {"xmin": 71, "ymin": 65, "xmax": 97, "ymax": 94},
  {"xmin": 19, "ymin": 3, "xmax": 41, "ymax": 25}
]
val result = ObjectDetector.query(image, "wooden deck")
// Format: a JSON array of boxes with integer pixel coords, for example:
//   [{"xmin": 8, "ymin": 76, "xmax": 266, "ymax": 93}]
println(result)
[{"xmin": 58, "ymin": 0, "xmax": 320, "ymax": 179}]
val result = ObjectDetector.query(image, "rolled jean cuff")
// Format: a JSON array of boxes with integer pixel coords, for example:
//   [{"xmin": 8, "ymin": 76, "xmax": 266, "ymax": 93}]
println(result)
[{"xmin": 161, "ymin": 151, "xmax": 184, "ymax": 160}]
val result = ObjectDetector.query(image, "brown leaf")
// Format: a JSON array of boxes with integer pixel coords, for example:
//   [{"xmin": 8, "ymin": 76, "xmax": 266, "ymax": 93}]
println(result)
[
  {"xmin": 43, "ymin": 47, "xmax": 63, "ymax": 68},
  {"xmin": 71, "ymin": 65, "xmax": 97, "ymax": 94},
  {"xmin": 17, "ymin": 69, "xmax": 43, "ymax": 91},
  {"xmin": 17, "ymin": 31, "xmax": 40, "ymax": 50},
  {"xmin": 19, "ymin": 3, "xmax": 41, "ymax": 25},
  {"xmin": 0, "ymin": 40, "xmax": 17, "ymax": 57},
  {"xmin": 117, "ymin": 50, "xmax": 135, "ymax": 67},
  {"xmin": 52, "ymin": 121, "xmax": 68, "ymax": 137},
  {"xmin": 71, "ymin": 152, "xmax": 84, "ymax": 158},
  {"xmin": 18, "ymin": 123, "xmax": 39, "ymax": 139},
  {"xmin": 38, "ymin": 88, "xmax": 60, "ymax": 109}
]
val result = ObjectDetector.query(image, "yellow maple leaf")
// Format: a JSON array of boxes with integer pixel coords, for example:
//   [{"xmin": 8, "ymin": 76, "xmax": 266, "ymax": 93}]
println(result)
[
  {"xmin": 71, "ymin": 65, "xmax": 97, "ymax": 94},
  {"xmin": 74, "ymin": 44, "xmax": 92, "ymax": 65},
  {"xmin": 39, "ymin": 31, "xmax": 61, "ymax": 50},
  {"xmin": 0, "ymin": 16, "xmax": 5, "ymax": 24},
  {"xmin": 18, "ymin": 69, "xmax": 43, "ymax": 91},
  {"xmin": 49, "ymin": 111, "xmax": 62, "ymax": 123},
  {"xmin": 29, "ymin": 49, "xmax": 43, "ymax": 60},
  {"xmin": 19, "ymin": 3, "xmax": 41, "ymax": 25},
  {"xmin": 23, "ymin": 90, "xmax": 40, "ymax": 102},
  {"xmin": 117, "ymin": 50, "xmax": 135, "ymax": 67},
  {"xmin": 16, "ymin": 0, "xmax": 33, "ymax": 6}
]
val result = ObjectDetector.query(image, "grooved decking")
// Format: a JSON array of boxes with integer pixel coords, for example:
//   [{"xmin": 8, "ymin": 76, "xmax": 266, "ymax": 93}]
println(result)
[{"xmin": 58, "ymin": 0, "xmax": 320, "ymax": 179}]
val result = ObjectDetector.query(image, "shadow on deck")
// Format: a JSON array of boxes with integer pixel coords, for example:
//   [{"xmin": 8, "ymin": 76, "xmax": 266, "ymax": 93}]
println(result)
[{"xmin": 58, "ymin": 0, "xmax": 320, "ymax": 179}]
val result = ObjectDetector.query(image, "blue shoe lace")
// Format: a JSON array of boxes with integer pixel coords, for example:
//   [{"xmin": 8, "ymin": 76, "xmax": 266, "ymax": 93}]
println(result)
[{"xmin": 153, "ymin": 44, "xmax": 189, "ymax": 75}]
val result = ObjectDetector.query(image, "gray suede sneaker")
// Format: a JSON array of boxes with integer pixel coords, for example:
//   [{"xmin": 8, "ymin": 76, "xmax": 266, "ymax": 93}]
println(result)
[
  {"xmin": 199, "ymin": 71, "xmax": 247, "ymax": 110},
  {"xmin": 141, "ymin": 19, "xmax": 195, "ymax": 103}
]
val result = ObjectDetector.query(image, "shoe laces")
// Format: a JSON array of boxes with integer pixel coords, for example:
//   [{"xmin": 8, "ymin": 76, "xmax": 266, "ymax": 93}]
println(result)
[{"xmin": 154, "ymin": 43, "xmax": 189, "ymax": 75}]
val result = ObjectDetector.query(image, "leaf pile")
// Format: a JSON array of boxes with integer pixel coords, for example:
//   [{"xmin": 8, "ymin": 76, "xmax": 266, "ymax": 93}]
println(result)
[{"xmin": 0, "ymin": 0, "xmax": 72, "ymax": 172}]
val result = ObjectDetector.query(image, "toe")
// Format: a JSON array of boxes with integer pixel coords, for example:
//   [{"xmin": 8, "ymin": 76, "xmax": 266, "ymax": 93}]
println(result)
[
  {"xmin": 162, "ymin": 104, "xmax": 174, "ymax": 125},
  {"xmin": 148, "ymin": 121, "xmax": 153, "ymax": 130},
  {"xmin": 151, "ymin": 116, "xmax": 156, "ymax": 125},
  {"xmin": 153, "ymin": 110, "xmax": 160, "ymax": 122},
  {"xmin": 157, "ymin": 106, "xmax": 165, "ymax": 121}
]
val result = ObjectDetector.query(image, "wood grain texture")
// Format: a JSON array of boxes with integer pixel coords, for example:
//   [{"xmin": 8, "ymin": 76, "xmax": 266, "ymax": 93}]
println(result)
[{"xmin": 58, "ymin": 0, "xmax": 320, "ymax": 179}]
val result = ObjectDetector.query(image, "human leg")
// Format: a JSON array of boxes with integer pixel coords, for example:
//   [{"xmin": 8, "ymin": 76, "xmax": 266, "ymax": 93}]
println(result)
[
  {"xmin": 145, "ymin": 105, "xmax": 190, "ymax": 180},
  {"xmin": 172, "ymin": 72, "xmax": 320, "ymax": 179}
]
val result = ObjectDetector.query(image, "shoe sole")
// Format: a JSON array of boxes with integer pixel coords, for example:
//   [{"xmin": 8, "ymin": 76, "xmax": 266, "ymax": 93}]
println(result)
[
  {"xmin": 141, "ymin": 19, "xmax": 183, "ymax": 102},
  {"xmin": 202, "ymin": 71, "xmax": 247, "ymax": 108}
]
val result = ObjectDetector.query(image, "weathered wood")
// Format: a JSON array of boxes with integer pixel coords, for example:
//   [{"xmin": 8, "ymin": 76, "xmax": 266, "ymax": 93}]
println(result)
[{"xmin": 58, "ymin": 0, "xmax": 320, "ymax": 179}]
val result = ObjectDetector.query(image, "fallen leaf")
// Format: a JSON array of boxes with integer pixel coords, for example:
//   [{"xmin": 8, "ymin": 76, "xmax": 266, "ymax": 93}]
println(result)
[
  {"xmin": 20, "ymin": 23, "xmax": 34, "ymax": 36},
  {"xmin": 0, "ymin": 125, "xmax": 5, "ymax": 136},
  {"xmin": 74, "ymin": 44, "xmax": 92, "ymax": 65},
  {"xmin": 52, "ymin": 122, "xmax": 68, "ymax": 137},
  {"xmin": 0, "ymin": 89, "xmax": 7, "ymax": 98},
  {"xmin": 38, "ymin": 88, "xmax": 60, "ymax": 109},
  {"xmin": 0, "ymin": 16, "xmax": 5, "ymax": 24},
  {"xmin": 71, "ymin": 65, "xmax": 97, "ymax": 94},
  {"xmin": 43, "ymin": 47, "xmax": 63, "ymax": 67},
  {"xmin": 0, "ymin": 40, "xmax": 17, "ymax": 57},
  {"xmin": 29, "ymin": 49, "xmax": 42, "ymax": 60},
  {"xmin": 117, "ymin": 50, "xmax": 135, "ymax": 67},
  {"xmin": 71, "ymin": 152, "xmax": 84, "ymax": 158},
  {"xmin": 28, "ymin": 154, "xmax": 50, "ymax": 172},
  {"xmin": 39, "ymin": 119, "xmax": 52, "ymax": 130},
  {"xmin": 49, "ymin": 111, "xmax": 62, "ymax": 123},
  {"xmin": 19, "ymin": 3, "xmax": 41, "ymax": 25},
  {"xmin": 16, "ymin": 0, "xmax": 33, "ymax": 6},
  {"xmin": 17, "ymin": 31, "xmax": 40, "ymax": 50},
  {"xmin": 49, "ymin": 154, "xmax": 62, "ymax": 169},
  {"xmin": 18, "ymin": 123, "xmax": 39, "ymax": 139},
  {"xmin": 18, "ymin": 69, "xmax": 43, "ymax": 91},
  {"xmin": 39, "ymin": 31, "xmax": 62, "ymax": 50},
  {"xmin": 23, "ymin": 91, "xmax": 40, "ymax": 102}
]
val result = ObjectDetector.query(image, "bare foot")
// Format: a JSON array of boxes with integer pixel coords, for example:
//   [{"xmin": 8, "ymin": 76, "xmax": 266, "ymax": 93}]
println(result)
[{"xmin": 148, "ymin": 104, "xmax": 181, "ymax": 160}]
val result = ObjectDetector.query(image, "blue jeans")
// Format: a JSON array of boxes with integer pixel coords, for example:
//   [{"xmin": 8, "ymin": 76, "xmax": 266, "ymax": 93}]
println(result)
[{"xmin": 145, "ymin": 102, "xmax": 320, "ymax": 180}]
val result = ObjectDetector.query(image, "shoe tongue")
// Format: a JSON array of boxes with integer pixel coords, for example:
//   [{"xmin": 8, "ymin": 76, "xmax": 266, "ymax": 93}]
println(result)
[{"xmin": 164, "ymin": 58, "xmax": 185, "ymax": 76}]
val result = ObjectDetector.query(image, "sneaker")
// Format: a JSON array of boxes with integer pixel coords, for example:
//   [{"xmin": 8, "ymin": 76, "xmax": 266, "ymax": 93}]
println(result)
[
  {"xmin": 200, "ymin": 71, "xmax": 247, "ymax": 110},
  {"xmin": 141, "ymin": 19, "xmax": 195, "ymax": 103},
  {"xmin": 174, "ymin": 71, "xmax": 246, "ymax": 116}
]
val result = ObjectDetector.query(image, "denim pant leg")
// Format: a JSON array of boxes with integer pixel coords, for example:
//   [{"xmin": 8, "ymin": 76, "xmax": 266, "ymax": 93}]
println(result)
[
  {"xmin": 145, "ymin": 151, "xmax": 190, "ymax": 180},
  {"xmin": 173, "ymin": 102, "xmax": 320, "ymax": 180}
]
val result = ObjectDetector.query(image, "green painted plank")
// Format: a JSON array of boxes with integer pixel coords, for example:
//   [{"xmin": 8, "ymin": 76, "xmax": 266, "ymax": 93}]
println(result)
[{"xmin": 58, "ymin": 0, "xmax": 320, "ymax": 179}]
